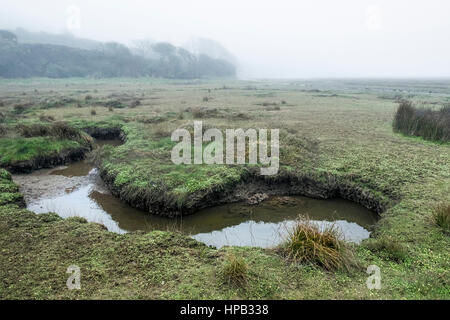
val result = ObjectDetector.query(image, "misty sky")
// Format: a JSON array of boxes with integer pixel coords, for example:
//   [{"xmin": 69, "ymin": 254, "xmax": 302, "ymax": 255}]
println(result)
[{"xmin": 2, "ymin": 0, "xmax": 450, "ymax": 78}]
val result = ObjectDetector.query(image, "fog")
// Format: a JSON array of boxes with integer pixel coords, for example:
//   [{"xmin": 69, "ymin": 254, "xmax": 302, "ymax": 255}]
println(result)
[{"xmin": 1, "ymin": 0, "xmax": 450, "ymax": 78}]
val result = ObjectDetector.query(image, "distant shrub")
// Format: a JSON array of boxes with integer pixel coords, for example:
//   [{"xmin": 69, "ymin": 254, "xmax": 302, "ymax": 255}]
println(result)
[
  {"xmin": 85, "ymin": 95, "xmax": 93, "ymax": 101},
  {"xmin": 0, "ymin": 100, "xmax": 4, "ymax": 107},
  {"xmin": 103, "ymin": 100, "xmax": 125, "ymax": 109},
  {"xmin": 190, "ymin": 107, "xmax": 221, "ymax": 119},
  {"xmin": 230, "ymin": 112, "xmax": 251, "ymax": 120},
  {"xmin": 0, "ymin": 112, "xmax": 5, "ymax": 123},
  {"xmin": 42, "ymin": 100, "xmax": 63, "ymax": 109},
  {"xmin": 191, "ymin": 107, "xmax": 206, "ymax": 118},
  {"xmin": 203, "ymin": 96, "xmax": 209, "ymax": 102},
  {"xmin": 281, "ymin": 100, "xmax": 287, "ymax": 105},
  {"xmin": 129, "ymin": 99, "xmax": 141, "ymax": 108},
  {"xmin": 266, "ymin": 105, "xmax": 280, "ymax": 111},
  {"xmin": 364, "ymin": 236, "xmax": 408, "ymax": 262},
  {"xmin": 91, "ymin": 109, "xmax": 97, "ymax": 116},
  {"xmin": 259, "ymin": 102, "xmax": 277, "ymax": 107},
  {"xmin": 108, "ymin": 106, "xmax": 114, "ymax": 112},
  {"xmin": 13, "ymin": 104, "xmax": 28, "ymax": 114},
  {"xmin": 393, "ymin": 100, "xmax": 450, "ymax": 142},
  {"xmin": 135, "ymin": 115, "xmax": 167, "ymax": 124},
  {"xmin": 433, "ymin": 203, "xmax": 450, "ymax": 231},
  {"xmin": 279, "ymin": 216, "xmax": 355, "ymax": 271},
  {"xmin": 220, "ymin": 254, "xmax": 248, "ymax": 286}
]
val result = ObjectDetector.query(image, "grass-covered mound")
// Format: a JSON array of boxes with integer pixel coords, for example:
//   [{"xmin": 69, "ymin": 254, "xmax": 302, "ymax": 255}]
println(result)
[
  {"xmin": 0, "ymin": 122, "xmax": 92, "ymax": 172},
  {"xmin": 0, "ymin": 168, "xmax": 24, "ymax": 206},
  {"xmin": 94, "ymin": 121, "xmax": 390, "ymax": 216}
]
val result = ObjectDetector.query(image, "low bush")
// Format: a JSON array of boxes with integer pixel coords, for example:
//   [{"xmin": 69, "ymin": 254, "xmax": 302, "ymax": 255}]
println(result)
[{"xmin": 129, "ymin": 100, "xmax": 141, "ymax": 108}]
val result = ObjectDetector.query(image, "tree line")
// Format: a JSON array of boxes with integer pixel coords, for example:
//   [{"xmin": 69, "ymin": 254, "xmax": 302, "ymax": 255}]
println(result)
[{"xmin": 0, "ymin": 30, "xmax": 236, "ymax": 79}]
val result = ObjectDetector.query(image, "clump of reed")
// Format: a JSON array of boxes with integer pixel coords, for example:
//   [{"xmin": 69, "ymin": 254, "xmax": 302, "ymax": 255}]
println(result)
[
  {"xmin": 279, "ymin": 215, "xmax": 355, "ymax": 271},
  {"xmin": 432, "ymin": 203, "xmax": 450, "ymax": 231},
  {"xmin": 219, "ymin": 254, "xmax": 248, "ymax": 286},
  {"xmin": 393, "ymin": 99, "xmax": 450, "ymax": 142}
]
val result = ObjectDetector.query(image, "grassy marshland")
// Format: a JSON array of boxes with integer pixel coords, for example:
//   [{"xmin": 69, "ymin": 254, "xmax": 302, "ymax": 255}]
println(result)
[{"xmin": 0, "ymin": 78, "xmax": 449, "ymax": 299}]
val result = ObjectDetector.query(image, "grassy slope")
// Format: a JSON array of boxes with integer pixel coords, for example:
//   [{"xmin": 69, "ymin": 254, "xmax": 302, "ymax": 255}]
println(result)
[{"xmin": 0, "ymin": 78, "xmax": 449, "ymax": 299}]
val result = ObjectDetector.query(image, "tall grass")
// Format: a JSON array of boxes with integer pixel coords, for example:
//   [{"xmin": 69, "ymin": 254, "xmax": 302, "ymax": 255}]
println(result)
[
  {"xmin": 220, "ymin": 254, "xmax": 248, "ymax": 286},
  {"xmin": 433, "ymin": 203, "xmax": 450, "ymax": 231},
  {"xmin": 279, "ymin": 215, "xmax": 355, "ymax": 271},
  {"xmin": 393, "ymin": 100, "xmax": 450, "ymax": 142}
]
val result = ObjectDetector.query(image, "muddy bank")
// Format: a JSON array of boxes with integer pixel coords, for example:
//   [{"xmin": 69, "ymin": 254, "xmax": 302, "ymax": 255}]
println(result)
[
  {"xmin": 3, "ymin": 146, "xmax": 90, "ymax": 174},
  {"xmin": 100, "ymin": 167, "xmax": 389, "ymax": 218},
  {"xmin": 2, "ymin": 124, "xmax": 123, "ymax": 174}
]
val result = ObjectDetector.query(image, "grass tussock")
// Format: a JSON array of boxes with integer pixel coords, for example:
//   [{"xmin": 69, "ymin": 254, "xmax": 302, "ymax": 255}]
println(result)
[
  {"xmin": 433, "ymin": 203, "xmax": 450, "ymax": 231},
  {"xmin": 364, "ymin": 235, "xmax": 408, "ymax": 262},
  {"xmin": 279, "ymin": 216, "xmax": 355, "ymax": 271},
  {"xmin": 220, "ymin": 254, "xmax": 248, "ymax": 286},
  {"xmin": 393, "ymin": 99, "xmax": 450, "ymax": 142},
  {"xmin": 190, "ymin": 107, "xmax": 221, "ymax": 119},
  {"xmin": 152, "ymin": 123, "xmax": 173, "ymax": 139},
  {"xmin": 39, "ymin": 114, "xmax": 55, "ymax": 122},
  {"xmin": 16, "ymin": 122, "xmax": 91, "ymax": 145}
]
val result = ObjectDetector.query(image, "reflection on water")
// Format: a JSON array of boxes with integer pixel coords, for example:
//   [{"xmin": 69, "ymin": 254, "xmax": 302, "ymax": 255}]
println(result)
[{"xmin": 13, "ymin": 141, "xmax": 378, "ymax": 248}]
